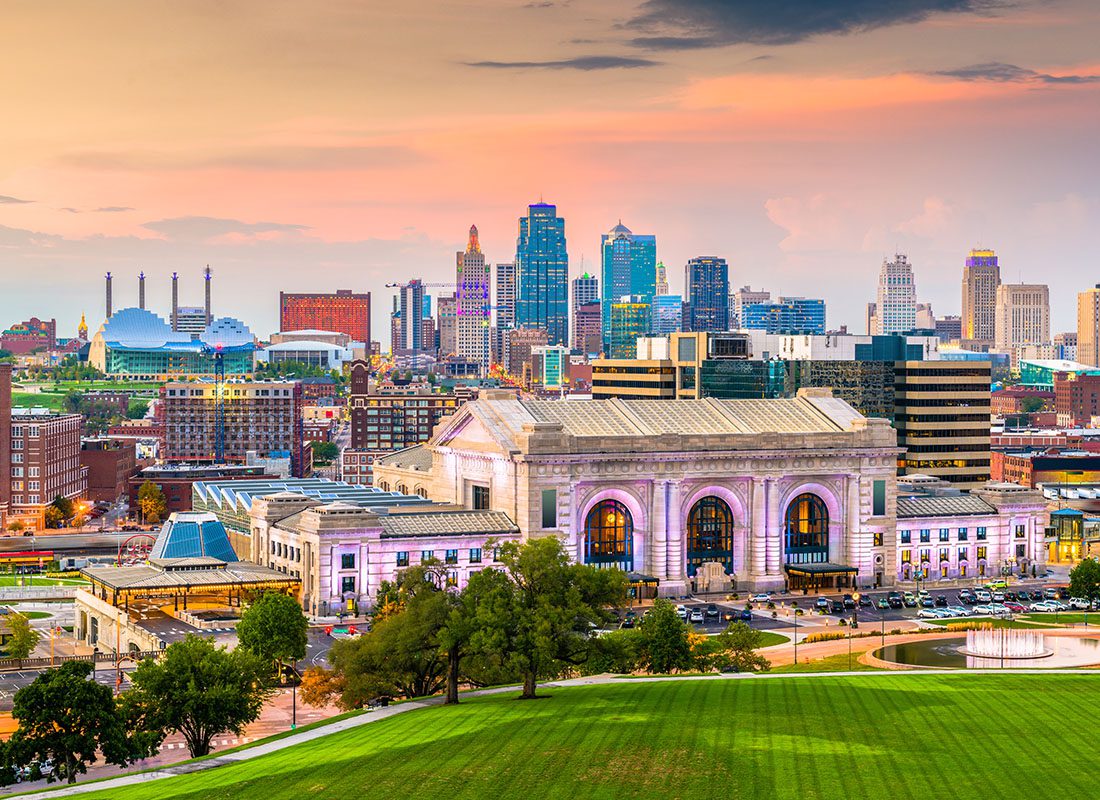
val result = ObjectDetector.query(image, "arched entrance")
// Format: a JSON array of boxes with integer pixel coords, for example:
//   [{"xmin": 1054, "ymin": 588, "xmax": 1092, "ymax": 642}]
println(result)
[
  {"xmin": 783, "ymin": 493, "xmax": 853, "ymax": 591},
  {"xmin": 583, "ymin": 499, "xmax": 634, "ymax": 571},
  {"xmin": 686, "ymin": 497, "xmax": 734, "ymax": 577}
]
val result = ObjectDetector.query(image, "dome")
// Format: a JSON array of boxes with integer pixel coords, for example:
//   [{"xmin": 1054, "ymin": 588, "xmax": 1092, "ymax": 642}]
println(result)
[
  {"xmin": 201, "ymin": 317, "xmax": 254, "ymax": 349},
  {"xmin": 100, "ymin": 307, "xmax": 186, "ymax": 348}
]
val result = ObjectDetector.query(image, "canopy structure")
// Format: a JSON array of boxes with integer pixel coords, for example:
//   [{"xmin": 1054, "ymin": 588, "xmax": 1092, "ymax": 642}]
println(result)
[{"xmin": 784, "ymin": 562, "xmax": 859, "ymax": 591}]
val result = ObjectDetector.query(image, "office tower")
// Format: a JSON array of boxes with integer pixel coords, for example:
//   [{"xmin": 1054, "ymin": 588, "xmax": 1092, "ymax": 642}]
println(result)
[
  {"xmin": 571, "ymin": 273, "xmax": 598, "ymax": 351},
  {"xmin": 935, "ymin": 316, "xmax": 962, "ymax": 343},
  {"xmin": 684, "ymin": 256, "xmax": 729, "ymax": 332},
  {"xmin": 961, "ymin": 249, "xmax": 1000, "ymax": 346},
  {"xmin": 515, "ymin": 202, "xmax": 569, "ymax": 346},
  {"xmin": 1079, "ymin": 285, "xmax": 1100, "ymax": 367},
  {"xmin": 1055, "ymin": 331, "xmax": 1078, "ymax": 362},
  {"xmin": 396, "ymin": 280, "xmax": 425, "ymax": 353},
  {"xmin": 0, "ymin": 364, "xmax": 9, "ymax": 527},
  {"xmin": 873, "ymin": 254, "xmax": 917, "ymax": 334},
  {"xmin": 573, "ymin": 301, "xmax": 602, "ymax": 356},
  {"xmin": 7, "ymin": 409, "xmax": 86, "ymax": 525},
  {"xmin": 456, "ymin": 225, "xmax": 491, "ymax": 372},
  {"xmin": 740, "ymin": 297, "xmax": 826, "ymax": 335},
  {"xmin": 600, "ymin": 222, "xmax": 657, "ymax": 351},
  {"xmin": 915, "ymin": 303, "xmax": 935, "ymax": 331},
  {"xmin": 437, "ymin": 295, "xmax": 457, "ymax": 356},
  {"xmin": 994, "ymin": 284, "xmax": 1050, "ymax": 350},
  {"xmin": 495, "ymin": 262, "xmax": 517, "ymax": 330},
  {"xmin": 730, "ymin": 286, "xmax": 770, "ymax": 329},
  {"xmin": 655, "ymin": 261, "xmax": 669, "ymax": 296},
  {"xmin": 865, "ymin": 302, "xmax": 878, "ymax": 336},
  {"xmin": 505, "ymin": 327, "xmax": 549, "ymax": 381},
  {"xmin": 650, "ymin": 294, "xmax": 684, "ymax": 337},
  {"xmin": 607, "ymin": 296, "xmax": 651, "ymax": 359},
  {"xmin": 279, "ymin": 289, "xmax": 372, "ymax": 342}
]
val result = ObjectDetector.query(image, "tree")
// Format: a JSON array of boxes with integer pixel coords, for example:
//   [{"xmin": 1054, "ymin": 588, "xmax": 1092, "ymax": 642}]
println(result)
[
  {"xmin": 637, "ymin": 599, "xmax": 692, "ymax": 674},
  {"xmin": 1020, "ymin": 397, "xmax": 1046, "ymax": 414},
  {"xmin": 6, "ymin": 613, "xmax": 40, "ymax": 659},
  {"xmin": 7, "ymin": 661, "xmax": 138, "ymax": 784},
  {"xmin": 1069, "ymin": 558, "xmax": 1100, "ymax": 601},
  {"xmin": 42, "ymin": 505, "xmax": 66, "ymax": 529},
  {"xmin": 6, "ymin": 521, "xmax": 24, "ymax": 534},
  {"xmin": 310, "ymin": 441, "xmax": 338, "ymax": 464},
  {"xmin": 469, "ymin": 537, "xmax": 628, "ymax": 699},
  {"xmin": 299, "ymin": 665, "xmax": 344, "ymax": 708},
  {"xmin": 709, "ymin": 622, "xmax": 771, "ymax": 674},
  {"xmin": 136, "ymin": 480, "xmax": 167, "ymax": 525},
  {"xmin": 124, "ymin": 635, "xmax": 273, "ymax": 757},
  {"xmin": 50, "ymin": 495, "xmax": 75, "ymax": 520},
  {"xmin": 236, "ymin": 592, "xmax": 308, "ymax": 675}
]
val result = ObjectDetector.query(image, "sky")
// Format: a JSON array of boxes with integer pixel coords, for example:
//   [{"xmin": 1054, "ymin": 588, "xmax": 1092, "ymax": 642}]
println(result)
[{"xmin": 1, "ymin": 0, "xmax": 1098, "ymax": 343}]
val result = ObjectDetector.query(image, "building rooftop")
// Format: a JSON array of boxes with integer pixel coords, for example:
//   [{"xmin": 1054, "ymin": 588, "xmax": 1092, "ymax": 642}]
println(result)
[
  {"xmin": 374, "ymin": 445, "xmax": 433, "ymax": 471},
  {"xmin": 896, "ymin": 495, "xmax": 998, "ymax": 518},
  {"xmin": 82, "ymin": 558, "xmax": 298, "ymax": 592},
  {"xmin": 149, "ymin": 512, "xmax": 239, "ymax": 561},
  {"xmin": 378, "ymin": 510, "xmax": 518, "ymax": 539},
  {"xmin": 193, "ymin": 477, "xmax": 431, "ymax": 515},
  {"xmin": 95, "ymin": 307, "xmax": 254, "ymax": 354}
]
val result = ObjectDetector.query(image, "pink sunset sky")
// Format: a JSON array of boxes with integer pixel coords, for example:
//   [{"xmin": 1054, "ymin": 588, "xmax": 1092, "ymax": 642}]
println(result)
[{"xmin": 1, "ymin": 0, "xmax": 1098, "ymax": 342}]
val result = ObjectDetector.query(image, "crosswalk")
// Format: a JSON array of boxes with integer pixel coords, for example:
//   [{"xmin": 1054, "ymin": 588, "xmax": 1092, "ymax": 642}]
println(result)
[{"xmin": 159, "ymin": 737, "xmax": 254, "ymax": 751}]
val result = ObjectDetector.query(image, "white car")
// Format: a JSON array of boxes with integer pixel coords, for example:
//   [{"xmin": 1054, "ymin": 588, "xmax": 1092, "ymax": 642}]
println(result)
[
  {"xmin": 676, "ymin": 604, "xmax": 688, "ymax": 619},
  {"xmin": 750, "ymin": 593, "xmax": 772, "ymax": 604},
  {"xmin": 991, "ymin": 592, "xmax": 1005, "ymax": 603},
  {"xmin": 917, "ymin": 608, "xmax": 946, "ymax": 619},
  {"xmin": 689, "ymin": 609, "xmax": 704, "ymax": 623},
  {"xmin": 975, "ymin": 590, "xmax": 993, "ymax": 603},
  {"xmin": 1029, "ymin": 601, "xmax": 1055, "ymax": 612},
  {"xmin": 1069, "ymin": 597, "xmax": 1091, "ymax": 610},
  {"xmin": 973, "ymin": 604, "xmax": 997, "ymax": 615}
]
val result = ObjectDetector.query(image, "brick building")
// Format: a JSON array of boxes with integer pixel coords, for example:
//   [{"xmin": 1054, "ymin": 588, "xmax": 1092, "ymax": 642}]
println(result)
[
  {"xmin": 9, "ymin": 408, "xmax": 87, "ymax": 527},
  {"xmin": 991, "ymin": 387, "xmax": 1056, "ymax": 416},
  {"xmin": 1, "ymin": 317, "xmax": 56, "ymax": 355},
  {"xmin": 991, "ymin": 451, "xmax": 1100, "ymax": 487},
  {"xmin": 161, "ymin": 381, "xmax": 307, "ymax": 477},
  {"xmin": 279, "ymin": 290, "xmax": 371, "ymax": 343},
  {"xmin": 0, "ymin": 364, "xmax": 10, "ymax": 528},
  {"xmin": 1054, "ymin": 372, "xmax": 1100, "ymax": 428},
  {"xmin": 80, "ymin": 438, "xmax": 139, "ymax": 503}
]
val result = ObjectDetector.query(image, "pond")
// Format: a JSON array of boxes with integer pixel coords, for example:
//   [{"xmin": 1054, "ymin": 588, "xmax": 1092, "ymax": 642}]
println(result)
[{"xmin": 874, "ymin": 634, "xmax": 1100, "ymax": 669}]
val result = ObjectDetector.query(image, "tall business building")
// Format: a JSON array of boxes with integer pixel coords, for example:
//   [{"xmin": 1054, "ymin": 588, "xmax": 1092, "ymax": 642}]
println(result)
[
  {"xmin": 279, "ymin": 290, "xmax": 371, "ymax": 342},
  {"xmin": 655, "ymin": 262, "xmax": 669, "ymax": 296},
  {"xmin": 395, "ymin": 280, "xmax": 425, "ymax": 354},
  {"xmin": 600, "ymin": 222, "xmax": 656, "ymax": 351},
  {"xmin": 651, "ymin": 295, "xmax": 684, "ymax": 337},
  {"xmin": 493, "ymin": 261, "xmax": 517, "ymax": 364},
  {"xmin": 961, "ymin": 249, "xmax": 1000, "ymax": 346},
  {"xmin": 573, "ymin": 301, "xmax": 602, "ymax": 356},
  {"xmin": 455, "ymin": 225, "xmax": 491, "ymax": 373},
  {"xmin": 437, "ymin": 295, "xmax": 457, "ymax": 357},
  {"xmin": 730, "ymin": 286, "xmax": 770, "ymax": 329},
  {"xmin": 740, "ymin": 297, "xmax": 826, "ymax": 335},
  {"xmin": 684, "ymin": 256, "xmax": 729, "ymax": 332},
  {"xmin": 994, "ymin": 283, "xmax": 1050, "ymax": 350},
  {"xmin": 571, "ymin": 273, "xmax": 599, "ymax": 352},
  {"xmin": 1078, "ymin": 285, "xmax": 1100, "ymax": 367},
  {"xmin": 0, "ymin": 364, "xmax": 10, "ymax": 528},
  {"xmin": 608, "ymin": 296, "xmax": 651, "ymax": 359},
  {"xmin": 515, "ymin": 202, "xmax": 569, "ymax": 346},
  {"xmin": 873, "ymin": 254, "xmax": 917, "ymax": 335}
]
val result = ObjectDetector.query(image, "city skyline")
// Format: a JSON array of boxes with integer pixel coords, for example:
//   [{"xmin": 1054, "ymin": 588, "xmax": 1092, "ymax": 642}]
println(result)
[{"xmin": 1, "ymin": 2, "xmax": 1098, "ymax": 339}]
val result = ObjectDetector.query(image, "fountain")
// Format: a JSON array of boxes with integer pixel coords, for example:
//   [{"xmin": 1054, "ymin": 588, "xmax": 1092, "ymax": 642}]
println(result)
[{"xmin": 959, "ymin": 628, "xmax": 1052, "ymax": 659}]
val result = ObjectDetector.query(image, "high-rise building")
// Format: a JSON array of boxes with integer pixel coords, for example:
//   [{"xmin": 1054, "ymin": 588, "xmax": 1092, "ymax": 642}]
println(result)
[
  {"xmin": 279, "ymin": 290, "xmax": 371, "ymax": 343},
  {"xmin": 994, "ymin": 283, "xmax": 1050, "ymax": 350},
  {"xmin": 608, "ymin": 296, "xmax": 652, "ymax": 359},
  {"xmin": 731, "ymin": 286, "xmax": 770, "ymax": 330},
  {"xmin": 505, "ymin": 327, "xmax": 549, "ymax": 382},
  {"xmin": 571, "ymin": 272, "xmax": 599, "ymax": 352},
  {"xmin": 573, "ymin": 301, "xmax": 602, "ymax": 356},
  {"xmin": 873, "ymin": 254, "xmax": 917, "ymax": 335},
  {"xmin": 655, "ymin": 261, "xmax": 669, "ymax": 296},
  {"xmin": 395, "ymin": 280, "xmax": 425, "ymax": 354},
  {"xmin": 1078, "ymin": 285, "xmax": 1100, "ymax": 367},
  {"xmin": 533, "ymin": 345, "xmax": 569, "ymax": 390},
  {"xmin": 650, "ymin": 295, "xmax": 684, "ymax": 337},
  {"xmin": 600, "ymin": 222, "xmax": 656, "ymax": 351},
  {"xmin": 515, "ymin": 202, "xmax": 569, "ymax": 346},
  {"xmin": 961, "ymin": 249, "xmax": 1000, "ymax": 346},
  {"xmin": 935, "ymin": 316, "xmax": 962, "ymax": 343},
  {"xmin": 0, "ymin": 364, "xmax": 10, "ymax": 528},
  {"xmin": 8, "ymin": 408, "xmax": 88, "ymax": 527},
  {"xmin": 437, "ymin": 295, "xmax": 457, "ymax": 357},
  {"xmin": 495, "ymin": 262, "xmax": 517, "ymax": 331},
  {"xmin": 1055, "ymin": 331, "xmax": 1078, "ymax": 362},
  {"xmin": 915, "ymin": 303, "xmax": 935, "ymax": 331},
  {"xmin": 740, "ymin": 297, "xmax": 826, "ymax": 335},
  {"xmin": 456, "ymin": 225, "xmax": 491, "ymax": 373},
  {"xmin": 684, "ymin": 256, "xmax": 729, "ymax": 332}
]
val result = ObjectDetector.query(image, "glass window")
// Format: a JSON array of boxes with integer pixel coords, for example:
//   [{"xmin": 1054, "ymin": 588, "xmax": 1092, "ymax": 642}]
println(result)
[
  {"xmin": 872, "ymin": 480, "xmax": 886, "ymax": 516},
  {"xmin": 340, "ymin": 576, "xmax": 355, "ymax": 594},
  {"xmin": 341, "ymin": 553, "xmax": 355, "ymax": 570},
  {"xmin": 784, "ymin": 494, "xmax": 829, "ymax": 565},
  {"xmin": 919, "ymin": 530, "xmax": 930, "ymax": 543},
  {"xmin": 541, "ymin": 489, "xmax": 557, "ymax": 528},
  {"xmin": 472, "ymin": 485, "xmax": 490, "ymax": 510},
  {"xmin": 901, "ymin": 549, "xmax": 911, "ymax": 564},
  {"xmin": 977, "ymin": 527, "xmax": 987, "ymax": 541},
  {"xmin": 686, "ymin": 496, "xmax": 734, "ymax": 576},
  {"xmin": 958, "ymin": 528, "xmax": 968, "ymax": 541},
  {"xmin": 396, "ymin": 551, "xmax": 409, "ymax": 567},
  {"xmin": 1015, "ymin": 525, "xmax": 1026, "ymax": 539},
  {"xmin": 939, "ymin": 529, "xmax": 950, "ymax": 542},
  {"xmin": 421, "ymin": 550, "xmax": 433, "ymax": 563},
  {"xmin": 469, "ymin": 548, "xmax": 482, "ymax": 564},
  {"xmin": 873, "ymin": 531, "xmax": 883, "ymax": 547},
  {"xmin": 583, "ymin": 499, "xmax": 634, "ymax": 570},
  {"xmin": 445, "ymin": 549, "xmax": 458, "ymax": 565},
  {"xmin": 900, "ymin": 531, "xmax": 911, "ymax": 544}
]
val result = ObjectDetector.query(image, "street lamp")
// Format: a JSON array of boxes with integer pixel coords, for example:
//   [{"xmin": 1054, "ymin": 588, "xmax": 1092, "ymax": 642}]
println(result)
[
  {"xmin": 291, "ymin": 659, "xmax": 298, "ymax": 731},
  {"xmin": 793, "ymin": 607, "xmax": 798, "ymax": 665}
]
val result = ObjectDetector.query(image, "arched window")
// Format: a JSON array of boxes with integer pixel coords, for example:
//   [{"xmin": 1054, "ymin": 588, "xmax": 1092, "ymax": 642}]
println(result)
[
  {"xmin": 378, "ymin": 481, "xmax": 390, "ymax": 492},
  {"xmin": 686, "ymin": 497, "xmax": 734, "ymax": 576},
  {"xmin": 784, "ymin": 493, "xmax": 829, "ymax": 565},
  {"xmin": 584, "ymin": 500, "xmax": 633, "ymax": 571},
  {"xmin": 414, "ymin": 485, "xmax": 427, "ymax": 498},
  {"xmin": 396, "ymin": 484, "xmax": 408, "ymax": 495}
]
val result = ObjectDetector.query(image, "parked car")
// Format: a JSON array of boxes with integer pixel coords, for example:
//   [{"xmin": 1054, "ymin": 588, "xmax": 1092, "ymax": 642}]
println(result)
[
  {"xmin": 1003, "ymin": 602, "xmax": 1025, "ymax": 613},
  {"xmin": 876, "ymin": 597, "xmax": 890, "ymax": 610},
  {"xmin": 688, "ymin": 609, "xmax": 704, "ymax": 624},
  {"xmin": 917, "ymin": 608, "xmax": 944, "ymax": 619},
  {"xmin": 934, "ymin": 595, "xmax": 948, "ymax": 607},
  {"xmin": 815, "ymin": 597, "xmax": 830, "ymax": 610},
  {"xmin": 858, "ymin": 595, "xmax": 872, "ymax": 608},
  {"xmin": 842, "ymin": 594, "xmax": 855, "ymax": 609},
  {"xmin": 919, "ymin": 596, "xmax": 934, "ymax": 608},
  {"xmin": 751, "ymin": 593, "xmax": 772, "ymax": 604},
  {"xmin": 1029, "ymin": 601, "xmax": 1055, "ymax": 613},
  {"xmin": 739, "ymin": 608, "xmax": 753, "ymax": 622},
  {"xmin": 975, "ymin": 590, "xmax": 992, "ymax": 603},
  {"xmin": 1069, "ymin": 597, "xmax": 1091, "ymax": 610},
  {"xmin": 991, "ymin": 591, "xmax": 1005, "ymax": 603},
  {"xmin": 888, "ymin": 595, "xmax": 904, "ymax": 609},
  {"xmin": 946, "ymin": 606, "xmax": 970, "ymax": 617},
  {"xmin": 973, "ymin": 604, "xmax": 997, "ymax": 615},
  {"xmin": 903, "ymin": 595, "xmax": 918, "ymax": 608},
  {"xmin": 676, "ymin": 604, "xmax": 688, "ymax": 619},
  {"xmin": 1005, "ymin": 591, "xmax": 1019, "ymax": 602},
  {"xmin": 705, "ymin": 604, "xmax": 720, "ymax": 620},
  {"xmin": 830, "ymin": 600, "xmax": 844, "ymax": 614}
]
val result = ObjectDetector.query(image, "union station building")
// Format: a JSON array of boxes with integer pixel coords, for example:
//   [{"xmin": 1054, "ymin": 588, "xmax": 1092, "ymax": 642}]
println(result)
[{"xmin": 374, "ymin": 389, "xmax": 905, "ymax": 594}]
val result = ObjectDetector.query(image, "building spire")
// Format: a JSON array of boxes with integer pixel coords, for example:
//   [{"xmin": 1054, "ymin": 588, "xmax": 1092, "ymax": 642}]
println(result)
[{"xmin": 467, "ymin": 224, "xmax": 481, "ymax": 254}]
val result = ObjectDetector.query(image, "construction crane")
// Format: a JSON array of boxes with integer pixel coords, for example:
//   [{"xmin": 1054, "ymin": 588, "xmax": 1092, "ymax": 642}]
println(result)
[
  {"xmin": 213, "ymin": 346, "xmax": 226, "ymax": 463},
  {"xmin": 385, "ymin": 281, "xmax": 458, "ymax": 289}
]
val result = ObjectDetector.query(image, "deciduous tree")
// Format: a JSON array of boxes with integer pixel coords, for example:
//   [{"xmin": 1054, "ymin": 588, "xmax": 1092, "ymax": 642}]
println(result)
[
  {"xmin": 709, "ymin": 622, "xmax": 771, "ymax": 673},
  {"xmin": 5, "ymin": 612, "xmax": 40, "ymax": 659},
  {"xmin": 1069, "ymin": 558, "xmax": 1100, "ymax": 601},
  {"xmin": 637, "ymin": 599, "xmax": 692, "ymax": 674},
  {"xmin": 237, "ymin": 592, "xmax": 308, "ymax": 676},
  {"xmin": 136, "ymin": 480, "xmax": 167, "ymax": 525}
]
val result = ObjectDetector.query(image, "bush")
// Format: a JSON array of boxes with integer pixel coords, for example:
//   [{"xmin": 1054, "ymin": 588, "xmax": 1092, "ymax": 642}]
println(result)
[{"xmin": 804, "ymin": 632, "xmax": 848, "ymax": 644}]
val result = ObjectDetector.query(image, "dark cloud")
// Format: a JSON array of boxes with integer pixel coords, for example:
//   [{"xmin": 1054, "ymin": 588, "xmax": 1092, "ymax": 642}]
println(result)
[
  {"xmin": 142, "ymin": 216, "xmax": 310, "ymax": 242},
  {"xmin": 628, "ymin": 0, "xmax": 1007, "ymax": 49},
  {"xmin": 0, "ymin": 195, "xmax": 32, "ymax": 204},
  {"xmin": 59, "ymin": 145, "xmax": 422, "ymax": 172},
  {"xmin": 59, "ymin": 207, "xmax": 81, "ymax": 214},
  {"xmin": 94, "ymin": 206, "xmax": 134, "ymax": 213},
  {"xmin": 466, "ymin": 55, "xmax": 660, "ymax": 70},
  {"xmin": 933, "ymin": 62, "xmax": 1100, "ymax": 84}
]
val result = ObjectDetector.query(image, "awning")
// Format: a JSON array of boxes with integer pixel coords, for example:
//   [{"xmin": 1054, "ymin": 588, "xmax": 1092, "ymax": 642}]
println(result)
[
  {"xmin": 784, "ymin": 563, "xmax": 858, "ymax": 576},
  {"xmin": 626, "ymin": 572, "xmax": 660, "ymax": 586}
]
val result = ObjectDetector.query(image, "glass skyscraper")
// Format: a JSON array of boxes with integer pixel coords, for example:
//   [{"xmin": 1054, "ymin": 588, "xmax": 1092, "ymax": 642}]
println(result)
[
  {"xmin": 516, "ymin": 203, "xmax": 569, "ymax": 346},
  {"xmin": 740, "ymin": 297, "xmax": 826, "ymax": 334},
  {"xmin": 608, "ymin": 296, "xmax": 652, "ymax": 359},
  {"xmin": 601, "ymin": 222, "xmax": 656, "ymax": 352},
  {"xmin": 650, "ymin": 294, "xmax": 684, "ymax": 337},
  {"xmin": 684, "ymin": 256, "xmax": 729, "ymax": 332}
]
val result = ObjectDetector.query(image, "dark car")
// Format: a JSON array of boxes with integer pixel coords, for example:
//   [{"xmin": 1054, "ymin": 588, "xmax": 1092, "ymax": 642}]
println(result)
[
  {"xmin": 935, "ymin": 595, "xmax": 948, "ymax": 607},
  {"xmin": 858, "ymin": 595, "xmax": 872, "ymax": 608},
  {"xmin": 739, "ymin": 608, "xmax": 753, "ymax": 622},
  {"xmin": 830, "ymin": 600, "xmax": 844, "ymax": 614},
  {"xmin": 1005, "ymin": 591, "xmax": 1019, "ymax": 602},
  {"xmin": 843, "ymin": 595, "xmax": 855, "ymax": 609},
  {"xmin": 705, "ymin": 604, "xmax": 720, "ymax": 620},
  {"xmin": 920, "ymin": 597, "xmax": 934, "ymax": 608},
  {"xmin": 888, "ymin": 596, "xmax": 903, "ymax": 609},
  {"xmin": 1017, "ymin": 590, "xmax": 1033, "ymax": 601}
]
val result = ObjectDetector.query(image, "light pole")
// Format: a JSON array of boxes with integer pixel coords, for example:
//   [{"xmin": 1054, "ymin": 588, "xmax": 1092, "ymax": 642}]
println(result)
[
  {"xmin": 793, "ymin": 607, "xmax": 798, "ymax": 665},
  {"xmin": 291, "ymin": 660, "xmax": 298, "ymax": 731}
]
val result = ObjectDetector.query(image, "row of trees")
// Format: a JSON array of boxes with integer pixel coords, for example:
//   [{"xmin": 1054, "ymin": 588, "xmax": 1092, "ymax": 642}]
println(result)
[
  {"xmin": 301, "ymin": 538, "xmax": 770, "ymax": 711},
  {"xmin": 0, "ymin": 592, "xmax": 308, "ymax": 785}
]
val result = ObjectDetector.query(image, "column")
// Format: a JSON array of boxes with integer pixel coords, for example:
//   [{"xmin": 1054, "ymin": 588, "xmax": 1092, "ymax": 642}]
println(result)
[
  {"xmin": 765, "ymin": 478, "xmax": 782, "ymax": 576},
  {"xmin": 666, "ymin": 480, "xmax": 683, "ymax": 582},
  {"xmin": 650, "ymin": 480, "xmax": 668, "ymax": 581},
  {"xmin": 846, "ymin": 474, "xmax": 862, "ymax": 583},
  {"xmin": 750, "ymin": 477, "xmax": 766, "ymax": 577}
]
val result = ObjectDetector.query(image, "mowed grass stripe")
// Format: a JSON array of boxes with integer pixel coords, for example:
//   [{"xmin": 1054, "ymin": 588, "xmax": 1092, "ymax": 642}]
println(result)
[{"xmin": 75, "ymin": 675, "xmax": 1100, "ymax": 800}]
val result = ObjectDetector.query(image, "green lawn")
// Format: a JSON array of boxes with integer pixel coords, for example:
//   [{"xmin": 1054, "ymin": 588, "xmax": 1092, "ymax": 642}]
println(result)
[
  {"xmin": 9, "ymin": 610, "xmax": 52, "ymax": 620},
  {"xmin": 0, "ymin": 575, "xmax": 88, "ymax": 586},
  {"xmin": 10, "ymin": 392, "xmax": 67, "ymax": 410},
  {"xmin": 72, "ymin": 674, "xmax": 1100, "ymax": 800},
  {"xmin": 754, "ymin": 630, "xmax": 789, "ymax": 648},
  {"xmin": 1021, "ymin": 613, "xmax": 1098, "ymax": 626},
  {"xmin": 766, "ymin": 652, "xmax": 881, "ymax": 673}
]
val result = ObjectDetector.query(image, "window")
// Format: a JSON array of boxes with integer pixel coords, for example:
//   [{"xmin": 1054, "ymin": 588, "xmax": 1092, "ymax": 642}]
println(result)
[
  {"xmin": 977, "ymin": 527, "xmax": 987, "ymax": 541},
  {"xmin": 901, "ymin": 549, "xmax": 912, "ymax": 564},
  {"xmin": 341, "ymin": 553, "xmax": 355, "ymax": 570},
  {"xmin": 469, "ymin": 548, "xmax": 482, "ymax": 564},
  {"xmin": 1016, "ymin": 544, "xmax": 1026, "ymax": 558},
  {"xmin": 784, "ymin": 494, "xmax": 829, "ymax": 565},
  {"xmin": 472, "ymin": 485, "xmax": 490, "ymax": 510},
  {"xmin": 939, "ymin": 548, "xmax": 950, "ymax": 563},
  {"xmin": 919, "ymin": 530, "xmax": 930, "ymax": 544},
  {"xmin": 873, "ymin": 531, "xmax": 883, "ymax": 547},
  {"xmin": 421, "ymin": 550, "xmax": 433, "ymax": 564},
  {"xmin": 872, "ymin": 480, "xmax": 887, "ymax": 516},
  {"xmin": 1015, "ymin": 524, "xmax": 1026, "ymax": 539},
  {"xmin": 900, "ymin": 531, "xmax": 911, "ymax": 544},
  {"xmin": 541, "ymin": 489, "xmax": 557, "ymax": 528},
  {"xmin": 686, "ymin": 496, "xmax": 734, "ymax": 576},
  {"xmin": 977, "ymin": 546, "xmax": 987, "ymax": 560},
  {"xmin": 446, "ymin": 571, "xmax": 459, "ymax": 588},
  {"xmin": 340, "ymin": 576, "xmax": 356, "ymax": 594},
  {"xmin": 958, "ymin": 528, "xmax": 968, "ymax": 541},
  {"xmin": 445, "ymin": 549, "xmax": 458, "ymax": 565},
  {"xmin": 396, "ymin": 551, "xmax": 409, "ymax": 567},
  {"xmin": 583, "ymin": 499, "xmax": 634, "ymax": 570}
]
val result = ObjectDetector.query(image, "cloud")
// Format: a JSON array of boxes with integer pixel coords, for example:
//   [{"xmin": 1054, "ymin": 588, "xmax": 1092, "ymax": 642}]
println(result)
[
  {"xmin": 60, "ymin": 145, "xmax": 423, "ymax": 172},
  {"xmin": 465, "ymin": 55, "xmax": 660, "ymax": 70},
  {"xmin": 142, "ymin": 216, "xmax": 311, "ymax": 242},
  {"xmin": 58, "ymin": 207, "xmax": 81, "ymax": 214},
  {"xmin": 94, "ymin": 206, "xmax": 134, "ymax": 213},
  {"xmin": 932, "ymin": 62, "xmax": 1100, "ymax": 84},
  {"xmin": 0, "ymin": 195, "xmax": 32, "ymax": 204},
  {"xmin": 895, "ymin": 197, "xmax": 953, "ymax": 237},
  {"xmin": 628, "ymin": 0, "xmax": 1005, "ymax": 49}
]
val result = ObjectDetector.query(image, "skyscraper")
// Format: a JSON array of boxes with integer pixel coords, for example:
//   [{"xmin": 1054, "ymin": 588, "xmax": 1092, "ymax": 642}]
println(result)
[
  {"xmin": 600, "ymin": 222, "xmax": 656, "ymax": 351},
  {"xmin": 571, "ymin": 273, "xmax": 599, "ymax": 351},
  {"xmin": 731, "ymin": 286, "xmax": 771, "ymax": 329},
  {"xmin": 655, "ymin": 261, "xmax": 669, "ymax": 296},
  {"xmin": 608, "ymin": 296, "xmax": 651, "ymax": 359},
  {"xmin": 740, "ymin": 297, "xmax": 826, "ymax": 335},
  {"xmin": 437, "ymin": 295, "xmax": 457, "ymax": 357},
  {"xmin": 493, "ymin": 261, "xmax": 517, "ymax": 364},
  {"xmin": 994, "ymin": 284, "xmax": 1050, "ymax": 350},
  {"xmin": 395, "ymin": 280, "xmax": 425, "ymax": 353},
  {"xmin": 650, "ymin": 294, "xmax": 684, "ymax": 337},
  {"xmin": 684, "ymin": 256, "xmax": 729, "ymax": 332},
  {"xmin": 515, "ymin": 202, "xmax": 569, "ymax": 346},
  {"xmin": 873, "ymin": 254, "xmax": 917, "ymax": 335},
  {"xmin": 961, "ymin": 249, "xmax": 1000, "ymax": 346},
  {"xmin": 1078, "ymin": 285, "xmax": 1100, "ymax": 367},
  {"xmin": 279, "ymin": 289, "xmax": 371, "ymax": 342},
  {"xmin": 456, "ymin": 225, "xmax": 491, "ymax": 373}
]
